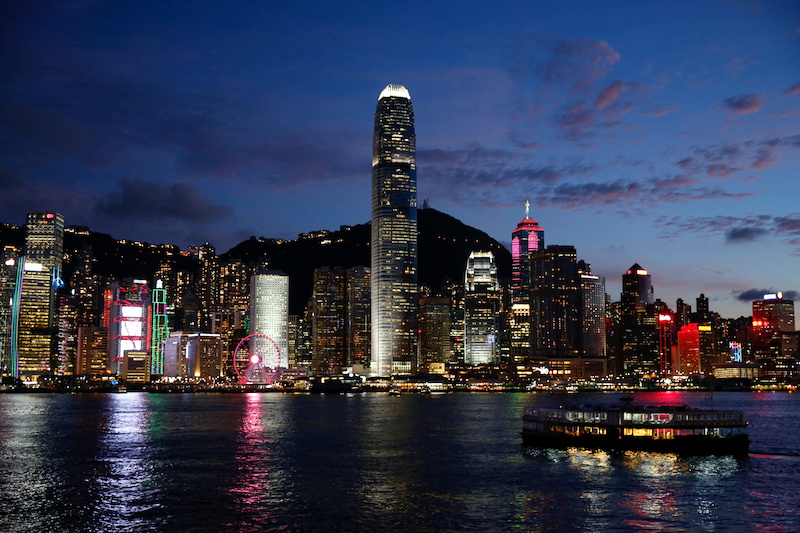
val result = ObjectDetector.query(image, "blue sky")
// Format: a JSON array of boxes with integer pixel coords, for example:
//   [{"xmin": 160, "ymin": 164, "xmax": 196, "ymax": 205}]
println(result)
[{"xmin": 1, "ymin": 0, "xmax": 798, "ymax": 318}]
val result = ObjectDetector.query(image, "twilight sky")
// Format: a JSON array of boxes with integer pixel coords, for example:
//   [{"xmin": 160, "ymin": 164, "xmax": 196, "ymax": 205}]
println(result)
[{"xmin": 2, "ymin": 1, "xmax": 799, "ymax": 318}]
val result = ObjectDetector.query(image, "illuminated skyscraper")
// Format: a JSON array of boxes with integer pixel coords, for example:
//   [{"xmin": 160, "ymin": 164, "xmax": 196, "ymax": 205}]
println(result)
[
  {"xmin": 510, "ymin": 202, "xmax": 545, "ymax": 362},
  {"xmin": 618, "ymin": 264, "xmax": 659, "ymax": 374},
  {"xmin": 12, "ymin": 213, "xmax": 65, "ymax": 380},
  {"xmin": 530, "ymin": 245, "xmax": 581, "ymax": 358},
  {"xmin": 250, "ymin": 270, "xmax": 289, "ymax": 369},
  {"xmin": 371, "ymin": 84, "xmax": 417, "ymax": 376},
  {"xmin": 418, "ymin": 296, "xmax": 451, "ymax": 372},
  {"xmin": 346, "ymin": 266, "xmax": 371, "ymax": 369},
  {"xmin": 108, "ymin": 279, "xmax": 150, "ymax": 376},
  {"xmin": 464, "ymin": 251, "xmax": 501, "ymax": 365},
  {"xmin": 311, "ymin": 267, "xmax": 347, "ymax": 373},
  {"xmin": 752, "ymin": 293, "xmax": 796, "ymax": 359}
]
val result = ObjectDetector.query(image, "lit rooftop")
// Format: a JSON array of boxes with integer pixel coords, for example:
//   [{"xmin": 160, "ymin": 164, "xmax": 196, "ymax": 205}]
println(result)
[{"xmin": 378, "ymin": 84, "xmax": 410, "ymax": 100}]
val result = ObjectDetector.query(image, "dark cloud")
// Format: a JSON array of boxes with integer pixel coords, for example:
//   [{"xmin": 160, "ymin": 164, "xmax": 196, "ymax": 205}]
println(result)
[
  {"xmin": 725, "ymin": 227, "xmax": 768, "ymax": 242},
  {"xmin": 536, "ymin": 38, "xmax": 621, "ymax": 92},
  {"xmin": 734, "ymin": 289, "xmax": 800, "ymax": 302},
  {"xmin": 96, "ymin": 177, "xmax": 233, "ymax": 222},
  {"xmin": 657, "ymin": 213, "xmax": 800, "ymax": 251},
  {"xmin": 782, "ymin": 82, "xmax": 800, "ymax": 97},
  {"xmin": 675, "ymin": 135, "xmax": 800, "ymax": 178},
  {"xmin": 722, "ymin": 93, "xmax": 763, "ymax": 114}
]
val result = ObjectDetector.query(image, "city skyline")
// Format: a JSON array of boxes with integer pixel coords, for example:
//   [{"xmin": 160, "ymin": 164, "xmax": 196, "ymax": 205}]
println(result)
[{"xmin": 1, "ymin": 1, "xmax": 798, "ymax": 319}]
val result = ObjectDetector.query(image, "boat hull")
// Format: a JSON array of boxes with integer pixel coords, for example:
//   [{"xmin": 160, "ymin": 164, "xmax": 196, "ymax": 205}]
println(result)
[{"xmin": 521, "ymin": 428, "xmax": 750, "ymax": 457}]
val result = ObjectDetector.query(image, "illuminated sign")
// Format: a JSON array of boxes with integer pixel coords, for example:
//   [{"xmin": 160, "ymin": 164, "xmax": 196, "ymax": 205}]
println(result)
[
  {"xmin": 764, "ymin": 293, "xmax": 777, "ymax": 300},
  {"xmin": 24, "ymin": 262, "xmax": 44, "ymax": 272},
  {"xmin": 658, "ymin": 314, "xmax": 672, "ymax": 322},
  {"xmin": 699, "ymin": 325, "xmax": 712, "ymax": 331}
]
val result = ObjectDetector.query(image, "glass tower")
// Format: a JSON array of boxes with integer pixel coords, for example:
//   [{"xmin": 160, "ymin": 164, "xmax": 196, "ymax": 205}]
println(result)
[
  {"xmin": 371, "ymin": 84, "xmax": 418, "ymax": 376},
  {"xmin": 464, "ymin": 251, "xmax": 501, "ymax": 365}
]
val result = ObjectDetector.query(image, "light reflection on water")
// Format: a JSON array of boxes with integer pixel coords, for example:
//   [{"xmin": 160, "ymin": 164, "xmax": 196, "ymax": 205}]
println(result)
[{"xmin": 0, "ymin": 392, "xmax": 798, "ymax": 532}]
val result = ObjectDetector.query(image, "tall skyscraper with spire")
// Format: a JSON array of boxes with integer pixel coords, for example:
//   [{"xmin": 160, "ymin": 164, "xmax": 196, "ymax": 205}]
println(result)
[
  {"xmin": 370, "ymin": 84, "xmax": 417, "ymax": 376},
  {"xmin": 509, "ymin": 201, "xmax": 544, "ymax": 363}
]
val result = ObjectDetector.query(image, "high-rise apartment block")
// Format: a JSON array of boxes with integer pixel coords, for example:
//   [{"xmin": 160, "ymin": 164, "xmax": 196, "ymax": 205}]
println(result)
[{"xmin": 370, "ymin": 84, "xmax": 418, "ymax": 376}]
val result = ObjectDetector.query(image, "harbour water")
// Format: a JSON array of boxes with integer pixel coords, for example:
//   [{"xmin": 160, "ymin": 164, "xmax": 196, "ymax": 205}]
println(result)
[{"xmin": 1, "ymin": 391, "xmax": 798, "ymax": 532}]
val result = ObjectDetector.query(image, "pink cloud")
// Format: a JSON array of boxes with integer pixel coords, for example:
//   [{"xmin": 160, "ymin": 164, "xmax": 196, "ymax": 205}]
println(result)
[
  {"xmin": 594, "ymin": 80, "xmax": 626, "ymax": 109},
  {"xmin": 722, "ymin": 93, "xmax": 763, "ymax": 114},
  {"xmin": 782, "ymin": 82, "xmax": 800, "ymax": 97}
]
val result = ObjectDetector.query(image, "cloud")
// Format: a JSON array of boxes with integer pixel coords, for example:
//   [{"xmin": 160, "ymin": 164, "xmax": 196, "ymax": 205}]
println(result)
[
  {"xmin": 641, "ymin": 106, "xmax": 679, "ymax": 117},
  {"xmin": 96, "ymin": 177, "xmax": 233, "ymax": 222},
  {"xmin": 722, "ymin": 93, "xmax": 763, "ymax": 114},
  {"xmin": 534, "ymin": 38, "xmax": 621, "ymax": 92},
  {"xmin": 782, "ymin": 82, "xmax": 800, "ymax": 97},
  {"xmin": 674, "ymin": 134, "xmax": 800, "ymax": 177},
  {"xmin": 657, "ymin": 213, "xmax": 800, "ymax": 251},
  {"xmin": 725, "ymin": 227, "xmax": 768, "ymax": 242},
  {"xmin": 594, "ymin": 81, "xmax": 626, "ymax": 110},
  {"xmin": 734, "ymin": 289, "xmax": 800, "ymax": 302}
]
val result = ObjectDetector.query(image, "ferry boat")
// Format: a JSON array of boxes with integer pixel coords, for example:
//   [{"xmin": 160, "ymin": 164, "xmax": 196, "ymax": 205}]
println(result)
[{"xmin": 522, "ymin": 397, "xmax": 750, "ymax": 456}]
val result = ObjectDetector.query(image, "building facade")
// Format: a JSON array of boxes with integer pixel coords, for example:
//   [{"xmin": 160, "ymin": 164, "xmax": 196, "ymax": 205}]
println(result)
[
  {"xmin": 510, "ymin": 203, "xmax": 545, "ymax": 363},
  {"xmin": 370, "ymin": 84, "xmax": 418, "ymax": 376},
  {"xmin": 464, "ymin": 251, "xmax": 501, "ymax": 365},
  {"xmin": 250, "ymin": 270, "xmax": 289, "ymax": 369}
]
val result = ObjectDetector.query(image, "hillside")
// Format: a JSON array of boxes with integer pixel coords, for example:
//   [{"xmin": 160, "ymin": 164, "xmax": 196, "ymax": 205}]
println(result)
[{"xmin": 222, "ymin": 207, "xmax": 511, "ymax": 314}]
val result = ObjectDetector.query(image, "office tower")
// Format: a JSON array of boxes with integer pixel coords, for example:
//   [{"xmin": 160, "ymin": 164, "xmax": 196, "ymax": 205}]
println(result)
[
  {"xmin": 163, "ymin": 331, "xmax": 223, "ymax": 378},
  {"xmin": 122, "ymin": 351, "xmax": 151, "ymax": 383},
  {"xmin": 346, "ymin": 266, "xmax": 371, "ymax": 370},
  {"xmin": 677, "ymin": 323, "xmax": 715, "ymax": 374},
  {"xmin": 464, "ymin": 251, "xmax": 501, "ymax": 365},
  {"xmin": 579, "ymin": 262, "xmax": 606, "ymax": 361},
  {"xmin": 371, "ymin": 84, "xmax": 418, "ymax": 376},
  {"xmin": 150, "ymin": 280, "xmax": 169, "ymax": 375},
  {"xmin": 250, "ymin": 270, "xmax": 289, "ymax": 369},
  {"xmin": 530, "ymin": 245, "xmax": 582, "ymax": 358},
  {"xmin": 419, "ymin": 296, "xmax": 451, "ymax": 371},
  {"xmin": 311, "ymin": 267, "xmax": 347, "ymax": 374},
  {"xmin": 0, "ymin": 247, "xmax": 19, "ymax": 375},
  {"xmin": 695, "ymin": 293, "xmax": 710, "ymax": 323},
  {"xmin": 11, "ymin": 213, "xmax": 66, "ymax": 380},
  {"xmin": 618, "ymin": 264, "xmax": 659, "ymax": 374},
  {"xmin": 76, "ymin": 326, "xmax": 108, "ymax": 375},
  {"xmin": 107, "ymin": 279, "xmax": 151, "ymax": 375},
  {"xmin": 752, "ymin": 293, "xmax": 796, "ymax": 359},
  {"xmin": 510, "ymin": 202, "xmax": 545, "ymax": 363}
]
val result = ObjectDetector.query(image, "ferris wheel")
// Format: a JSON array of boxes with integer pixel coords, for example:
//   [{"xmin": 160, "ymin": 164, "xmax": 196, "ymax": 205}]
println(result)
[{"xmin": 232, "ymin": 333, "xmax": 281, "ymax": 383}]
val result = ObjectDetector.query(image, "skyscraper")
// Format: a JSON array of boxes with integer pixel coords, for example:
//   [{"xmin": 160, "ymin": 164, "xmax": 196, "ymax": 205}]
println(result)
[
  {"xmin": 250, "ymin": 270, "xmax": 289, "ymax": 370},
  {"xmin": 371, "ymin": 84, "xmax": 417, "ymax": 376},
  {"xmin": 752, "ymin": 293, "xmax": 796, "ymax": 359},
  {"xmin": 510, "ymin": 202, "xmax": 545, "ymax": 363},
  {"xmin": 464, "ymin": 251, "xmax": 501, "ymax": 365},
  {"xmin": 13, "ymin": 213, "xmax": 65, "ymax": 380},
  {"xmin": 618, "ymin": 264, "xmax": 659, "ymax": 374}
]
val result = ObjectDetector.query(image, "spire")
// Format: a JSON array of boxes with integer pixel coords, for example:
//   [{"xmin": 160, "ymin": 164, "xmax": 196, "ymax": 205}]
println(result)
[{"xmin": 525, "ymin": 198, "xmax": 530, "ymax": 220}]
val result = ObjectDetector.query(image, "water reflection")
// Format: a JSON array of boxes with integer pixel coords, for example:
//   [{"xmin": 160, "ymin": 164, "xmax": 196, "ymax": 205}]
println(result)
[
  {"xmin": 519, "ymin": 445, "xmax": 746, "ymax": 531},
  {"xmin": 226, "ymin": 393, "xmax": 281, "ymax": 531},
  {"xmin": 93, "ymin": 393, "xmax": 159, "ymax": 532}
]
